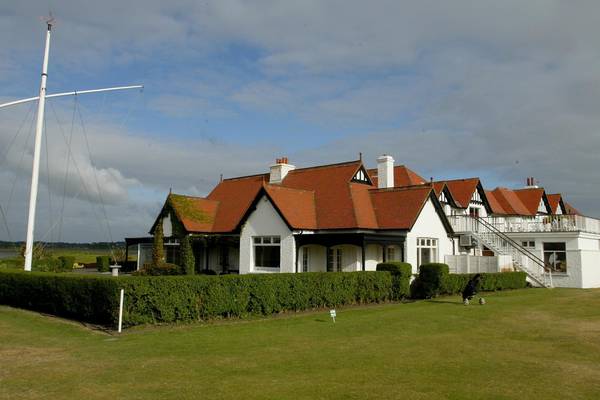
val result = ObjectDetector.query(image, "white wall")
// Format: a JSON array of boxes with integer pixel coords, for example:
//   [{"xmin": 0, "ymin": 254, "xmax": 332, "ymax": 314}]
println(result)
[
  {"xmin": 239, "ymin": 195, "xmax": 295, "ymax": 274},
  {"xmin": 406, "ymin": 198, "xmax": 454, "ymax": 273},
  {"xmin": 364, "ymin": 244, "xmax": 383, "ymax": 271}
]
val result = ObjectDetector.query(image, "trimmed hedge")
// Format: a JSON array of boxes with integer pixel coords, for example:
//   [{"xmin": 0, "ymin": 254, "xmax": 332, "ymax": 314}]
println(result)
[
  {"xmin": 97, "ymin": 256, "xmax": 110, "ymax": 272},
  {"xmin": 0, "ymin": 270, "xmax": 119, "ymax": 325},
  {"xmin": 119, "ymin": 272, "xmax": 394, "ymax": 326},
  {"xmin": 411, "ymin": 263, "xmax": 449, "ymax": 299},
  {"xmin": 58, "ymin": 256, "xmax": 75, "ymax": 271},
  {"xmin": 442, "ymin": 272, "xmax": 527, "ymax": 294},
  {"xmin": 376, "ymin": 262, "xmax": 412, "ymax": 300},
  {"xmin": 0, "ymin": 270, "xmax": 395, "ymax": 328}
]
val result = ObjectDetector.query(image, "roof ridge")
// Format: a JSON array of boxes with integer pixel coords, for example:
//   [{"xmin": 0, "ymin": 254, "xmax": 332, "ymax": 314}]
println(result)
[
  {"xmin": 222, "ymin": 173, "xmax": 268, "ymax": 182},
  {"xmin": 369, "ymin": 185, "xmax": 431, "ymax": 193},
  {"xmin": 287, "ymin": 159, "xmax": 361, "ymax": 173},
  {"xmin": 264, "ymin": 183, "xmax": 315, "ymax": 194}
]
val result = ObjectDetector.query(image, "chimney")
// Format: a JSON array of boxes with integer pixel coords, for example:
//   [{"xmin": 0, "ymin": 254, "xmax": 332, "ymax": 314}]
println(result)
[
  {"xmin": 376, "ymin": 154, "xmax": 394, "ymax": 189},
  {"xmin": 525, "ymin": 176, "xmax": 538, "ymax": 189},
  {"xmin": 269, "ymin": 157, "xmax": 295, "ymax": 184}
]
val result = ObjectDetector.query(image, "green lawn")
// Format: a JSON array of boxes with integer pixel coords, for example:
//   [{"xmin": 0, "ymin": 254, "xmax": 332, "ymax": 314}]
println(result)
[
  {"xmin": 1, "ymin": 288, "xmax": 600, "ymax": 399},
  {"xmin": 0, "ymin": 248, "xmax": 120, "ymax": 270}
]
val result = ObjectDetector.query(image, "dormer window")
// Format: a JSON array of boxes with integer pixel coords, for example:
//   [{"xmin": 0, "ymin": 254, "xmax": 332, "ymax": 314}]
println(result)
[
  {"xmin": 352, "ymin": 167, "xmax": 371, "ymax": 184},
  {"xmin": 471, "ymin": 189, "xmax": 483, "ymax": 204},
  {"xmin": 439, "ymin": 191, "xmax": 448, "ymax": 204}
]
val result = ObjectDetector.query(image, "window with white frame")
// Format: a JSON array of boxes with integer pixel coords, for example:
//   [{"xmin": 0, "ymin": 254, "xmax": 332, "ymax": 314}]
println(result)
[
  {"xmin": 253, "ymin": 236, "xmax": 281, "ymax": 269},
  {"xmin": 543, "ymin": 242, "xmax": 567, "ymax": 273},
  {"xmin": 302, "ymin": 247, "xmax": 310, "ymax": 273},
  {"xmin": 327, "ymin": 248, "xmax": 342, "ymax": 272},
  {"xmin": 417, "ymin": 238, "xmax": 438, "ymax": 267}
]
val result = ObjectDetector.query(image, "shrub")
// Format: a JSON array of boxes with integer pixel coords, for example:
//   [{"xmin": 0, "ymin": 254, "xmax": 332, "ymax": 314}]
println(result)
[
  {"xmin": 152, "ymin": 221, "xmax": 165, "ymax": 265},
  {"xmin": 134, "ymin": 263, "xmax": 182, "ymax": 276},
  {"xmin": 376, "ymin": 262, "xmax": 412, "ymax": 300},
  {"xmin": 58, "ymin": 256, "xmax": 75, "ymax": 271},
  {"xmin": 0, "ymin": 270, "xmax": 396, "ymax": 327},
  {"xmin": 0, "ymin": 270, "xmax": 119, "ymax": 325},
  {"xmin": 97, "ymin": 256, "xmax": 110, "ymax": 272},
  {"xmin": 180, "ymin": 236, "xmax": 195, "ymax": 275},
  {"xmin": 411, "ymin": 263, "xmax": 449, "ymax": 299},
  {"xmin": 32, "ymin": 257, "xmax": 63, "ymax": 273},
  {"xmin": 442, "ymin": 272, "xmax": 527, "ymax": 294}
]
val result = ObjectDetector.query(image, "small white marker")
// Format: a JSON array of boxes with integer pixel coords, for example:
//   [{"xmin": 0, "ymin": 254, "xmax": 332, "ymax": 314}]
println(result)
[{"xmin": 330, "ymin": 309, "xmax": 337, "ymax": 323}]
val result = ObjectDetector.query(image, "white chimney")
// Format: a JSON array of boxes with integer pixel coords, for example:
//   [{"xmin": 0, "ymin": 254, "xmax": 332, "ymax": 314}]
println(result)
[
  {"xmin": 269, "ymin": 157, "xmax": 295, "ymax": 184},
  {"xmin": 377, "ymin": 154, "xmax": 394, "ymax": 189}
]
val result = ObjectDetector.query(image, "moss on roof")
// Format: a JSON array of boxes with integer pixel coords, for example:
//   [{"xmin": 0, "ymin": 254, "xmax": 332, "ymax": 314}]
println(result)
[{"xmin": 168, "ymin": 194, "xmax": 215, "ymax": 224}]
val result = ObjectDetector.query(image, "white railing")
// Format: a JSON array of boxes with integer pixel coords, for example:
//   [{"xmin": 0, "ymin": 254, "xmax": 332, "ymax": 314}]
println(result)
[
  {"xmin": 450, "ymin": 215, "xmax": 600, "ymax": 235},
  {"xmin": 449, "ymin": 215, "xmax": 553, "ymax": 288}
]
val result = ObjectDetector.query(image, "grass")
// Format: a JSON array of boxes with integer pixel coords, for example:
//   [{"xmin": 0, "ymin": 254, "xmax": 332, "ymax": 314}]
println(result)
[
  {"xmin": 0, "ymin": 248, "xmax": 121, "ymax": 270},
  {"xmin": 1, "ymin": 288, "xmax": 600, "ymax": 399}
]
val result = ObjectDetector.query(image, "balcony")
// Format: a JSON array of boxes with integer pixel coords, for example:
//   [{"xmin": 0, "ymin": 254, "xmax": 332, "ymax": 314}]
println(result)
[{"xmin": 449, "ymin": 215, "xmax": 600, "ymax": 235}]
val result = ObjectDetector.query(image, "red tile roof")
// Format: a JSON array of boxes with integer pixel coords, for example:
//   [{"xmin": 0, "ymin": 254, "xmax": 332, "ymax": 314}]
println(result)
[
  {"xmin": 564, "ymin": 201, "xmax": 581, "ymax": 216},
  {"xmin": 514, "ymin": 188, "xmax": 549, "ymax": 215},
  {"xmin": 264, "ymin": 184, "xmax": 317, "ymax": 229},
  {"xmin": 546, "ymin": 194, "xmax": 563, "ymax": 214},
  {"xmin": 158, "ymin": 159, "xmax": 448, "ymax": 234},
  {"xmin": 370, "ymin": 186, "xmax": 434, "ymax": 229},
  {"xmin": 489, "ymin": 187, "xmax": 531, "ymax": 215},
  {"xmin": 484, "ymin": 190, "xmax": 506, "ymax": 215},
  {"xmin": 438, "ymin": 178, "xmax": 480, "ymax": 208},
  {"xmin": 368, "ymin": 165, "xmax": 426, "ymax": 187},
  {"xmin": 207, "ymin": 174, "xmax": 265, "ymax": 232}
]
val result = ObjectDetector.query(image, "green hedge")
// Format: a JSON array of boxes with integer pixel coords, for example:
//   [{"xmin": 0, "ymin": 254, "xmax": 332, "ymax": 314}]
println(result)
[
  {"xmin": 119, "ymin": 272, "xmax": 394, "ymax": 326},
  {"xmin": 0, "ymin": 270, "xmax": 396, "ymax": 328},
  {"xmin": 411, "ymin": 263, "xmax": 449, "ymax": 299},
  {"xmin": 0, "ymin": 270, "xmax": 119, "ymax": 325},
  {"xmin": 442, "ymin": 272, "xmax": 527, "ymax": 294},
  {"xmin": 376, "ymin": 262, "xmax": 412, "ymax": 300},
  {"xmin": 58, "ymin": 256, "xmax": 75, "ymax": 271},
  {"xmin": 97, "ymin": 256, "xmax": 110, "ymax": 272}
]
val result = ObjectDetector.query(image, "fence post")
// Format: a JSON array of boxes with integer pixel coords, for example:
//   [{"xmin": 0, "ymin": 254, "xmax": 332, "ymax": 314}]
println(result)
[{"xmin": 118, "ymin": 289, "xmax": 124, "ymax": 333}]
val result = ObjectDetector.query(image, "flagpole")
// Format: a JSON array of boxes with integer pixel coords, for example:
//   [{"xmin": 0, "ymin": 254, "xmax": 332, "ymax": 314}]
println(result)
[{"xmin": 24, "ymin": 20, "xmax": 53, "ymax": 271}]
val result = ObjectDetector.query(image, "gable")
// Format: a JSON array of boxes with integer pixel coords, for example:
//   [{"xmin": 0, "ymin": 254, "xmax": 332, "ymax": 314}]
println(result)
[{"xmin": 351, "ymin": 165, "xmax": 372, "ymax": 185}]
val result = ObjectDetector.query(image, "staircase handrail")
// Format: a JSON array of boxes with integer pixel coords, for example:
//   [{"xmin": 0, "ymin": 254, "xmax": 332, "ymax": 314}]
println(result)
[{"xmin": 461, "ymin": 215, "xmax": 547, "ymax": 269}]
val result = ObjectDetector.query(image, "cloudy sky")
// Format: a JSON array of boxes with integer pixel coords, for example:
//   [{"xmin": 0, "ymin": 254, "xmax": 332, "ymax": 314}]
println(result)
[{"xmin": 1, "ymin": 1, "xmax": 599, "ymax": 242}]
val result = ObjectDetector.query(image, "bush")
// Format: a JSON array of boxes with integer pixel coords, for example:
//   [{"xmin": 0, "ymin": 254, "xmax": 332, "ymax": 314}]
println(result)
[
  {"xmin": 58, "ymin": 256, "xmax": 75, "ymax": 271},
  {"xmin": 376, "ymin": 262, "xmax": 412, "ymax": 300},
  {"xmin": 97, "ymin": 256, "xmax": 110, "ymax": 272},
  {"xmin": 180, "ymin": 236, "xmax": 195, "ymax": 275},
  {"xmin": 32, "ymin": 257, "xmax": 64, "ymax": 273},
  {"xmin": 119, "ymin": 272, "xmax": 394, "ymax": 326},
  {"xmin": 0, "ymin": 270, "xmax": 396, "ymax": 327},
  {"xmin": 411, "ymin": 263, "xmax": 449, "ymax": 299},
  {"xmin": 134, "ymin": 263, "xmax": 182, "ymax": 276},
  {"xmin": 442, "ymin": 272, "xmax": 527, "ymax": 295},
  {"xmin": 0, "ymin": 270, "xmax": 119, "ymax": 325}
]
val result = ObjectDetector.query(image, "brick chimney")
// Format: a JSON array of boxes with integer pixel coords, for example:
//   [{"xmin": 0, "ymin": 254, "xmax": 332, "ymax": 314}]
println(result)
[
  {"xmin": 377, "ymin": 154, "xmax": 394, "ymax": 189},
  {"xmin": 269, "ymin": 157, "xmax": 295, "ymax": 184},
  {"xmin": 525, "ymin": 176, "xmax": 538, "ymax": 189}
]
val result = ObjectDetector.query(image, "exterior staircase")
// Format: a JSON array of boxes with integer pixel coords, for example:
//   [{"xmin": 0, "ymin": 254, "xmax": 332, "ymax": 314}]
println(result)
[{"xmin": 451, "ymin": 215, "xmax": 553, "ymax": 288}]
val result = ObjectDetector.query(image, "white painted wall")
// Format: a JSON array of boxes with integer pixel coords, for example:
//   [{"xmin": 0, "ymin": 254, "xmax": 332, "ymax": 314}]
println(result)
[
  {"xmin": 405, "ymin": 198, "xmax": 454, "ymax": 273},
  {"xmin": 365, "ymin": 244, "xmax": 383, "ymax": 271},
  {"xmin": 239, "ymin": 195, "xmax": 295, "ymax": 274},
  {"xmin": 298, "ymin": 245, "xmax": 327, "ymax": 272}
]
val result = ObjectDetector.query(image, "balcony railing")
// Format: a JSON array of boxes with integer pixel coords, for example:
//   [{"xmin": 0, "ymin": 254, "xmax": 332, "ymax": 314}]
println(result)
[{"xmin": 450, "ymin": 215, "xmax": 600, "ymax": 235}]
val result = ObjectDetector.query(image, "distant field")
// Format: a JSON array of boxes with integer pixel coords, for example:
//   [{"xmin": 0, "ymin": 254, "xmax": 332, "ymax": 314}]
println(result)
[
  {"xmin": 0, "ymin": 247, "xmax": 119, "ymax": 269},
  {"xmin": 1, "ymin": 288, "xmax": 600, "ymax": 399}
]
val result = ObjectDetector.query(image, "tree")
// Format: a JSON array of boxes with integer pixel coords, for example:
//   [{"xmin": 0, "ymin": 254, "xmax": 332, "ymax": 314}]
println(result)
[
  {"xmin": 180, "ymin": 235, "xmax": 195, "ymax": 275},
  {"xmin": 152, "ymin": 220, "xmax": 165, "ymax": 265}
]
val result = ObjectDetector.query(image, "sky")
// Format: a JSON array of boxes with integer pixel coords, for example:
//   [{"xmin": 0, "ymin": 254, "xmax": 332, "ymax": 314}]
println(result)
[{"xmin": 1, "ymin": 1, "xmax": 600, "ymax": 242}]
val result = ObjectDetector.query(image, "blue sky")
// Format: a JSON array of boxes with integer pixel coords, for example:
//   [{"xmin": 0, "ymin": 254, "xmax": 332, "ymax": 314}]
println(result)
[{"xmin": 1, "ymin": 1, "xmax": 600, "ymax": 242}]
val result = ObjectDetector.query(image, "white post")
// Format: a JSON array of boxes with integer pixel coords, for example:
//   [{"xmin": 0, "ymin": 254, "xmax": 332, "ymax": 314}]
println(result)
[
  {"xmin": 118, "ymin": 289, "xmax": 124, "ymax": 333},
  {"xmin": 24, "ymin": 21, "xmax": 53, "ymax": 272}
]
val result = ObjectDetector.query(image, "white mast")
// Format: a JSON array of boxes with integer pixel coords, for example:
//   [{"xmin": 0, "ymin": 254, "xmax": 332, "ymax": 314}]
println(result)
[{"xmin": 24, "ymin": 18, "xmax": 53, "ymax": 271}]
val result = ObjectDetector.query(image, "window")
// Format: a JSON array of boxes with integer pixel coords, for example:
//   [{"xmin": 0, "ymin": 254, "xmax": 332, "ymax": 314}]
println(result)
[
  {"xmin": 253, "ymin": 236, "xmax": 281, "ymax": 269},
  {"xmin": 417, "ymin": 238, "xmax": 438, "ymax": 267},
  {"xmin": 219, "ymin": 246, "xmax": 230, "ymax": 268},
  {"xmin": 327, "ymin": 248, "xmax": 342, "ymax": 272},
  {"xmin": 352, "ymin": 168, "xmax": 370, "ymax": 184},
  {"xmin": 521, "ymin": 241, "xmax": 535, "ymax": 249},
  {"xmin": 543, "ymin": 242, "xmax": 567, "ymax": 273},
  {"xmin": 302, "ymin": 247, "xmax": 310, "ymax": 273},
  {"xmin": 469, "ymin": 207, "xmax": 480, "ymax": 218},
  {"xmin": 386, "ymin": 246, "xmax": 396, "ymax": 261}
]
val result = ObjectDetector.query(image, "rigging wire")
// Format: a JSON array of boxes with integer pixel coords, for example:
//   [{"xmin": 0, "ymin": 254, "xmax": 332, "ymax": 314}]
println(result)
[
  {"xmin": 56, "ymin": 96, "xmax": 78, "ymax": 243},
  {"xmin": 43, "ymin": 105, "xmax": 54, "ymax": 243},
  {"xmin": 75, "ymin": 102, "xmax": 117, "ymax": 262}
]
